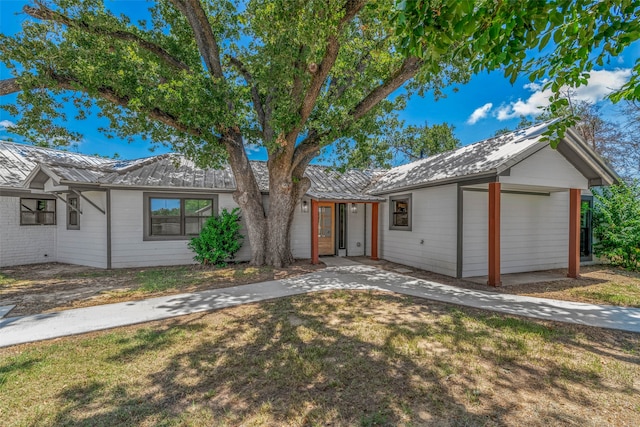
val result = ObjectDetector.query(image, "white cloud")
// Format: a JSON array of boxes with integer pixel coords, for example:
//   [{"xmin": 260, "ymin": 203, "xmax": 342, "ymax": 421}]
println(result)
[
  {"xmin": 245, "ymin": 143, "xmax": 261, "ymax": 154},
  {"xmin": 0, "ymin": 120, "xmax": 15, "ymax": 129},
  {"xmin": 496, "ymin": 68, "xmax": 632, "ymax": 121},
  {"xmin": 466, "ymin": 102, "xmax": 493, "ymax": 125}
]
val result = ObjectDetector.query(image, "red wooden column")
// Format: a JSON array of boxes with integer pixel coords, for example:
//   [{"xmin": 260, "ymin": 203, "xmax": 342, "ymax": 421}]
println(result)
[
  {"xmin": 568, "ymin": 188, "xmax": 581, "ymax": 278},
  {"xmin": 488, "ymin": 182, "xmax": 501, "ymax": 287},
  {"xmin": 371, "ymin": 202, "xmax": 379, "ymax": 260},
  {"xmin": 311, "ymin": 199, "xmax": 319, "ymax": 264}
]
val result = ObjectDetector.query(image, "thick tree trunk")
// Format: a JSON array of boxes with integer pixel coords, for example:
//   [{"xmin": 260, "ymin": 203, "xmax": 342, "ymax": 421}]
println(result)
[
  {"xmin": 263, "ymin": 156, "xmax": 311, "ymax": 267},
  {"xmin": 224, "ymin": 131, "xmax": 310, "ymax": 267},
  {"xmin": 225, "ymin": 130, "xmax": 267, "ymax": 265}
]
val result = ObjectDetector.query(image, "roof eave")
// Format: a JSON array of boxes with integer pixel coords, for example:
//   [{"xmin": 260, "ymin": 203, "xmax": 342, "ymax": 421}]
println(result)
[
  {"xmin": 561, "ymin": 128, "xmax": 621, "ymax": 186},
  {"xmin": 369, "ymin": 171, "xmax": 498, "ymax": 195}
]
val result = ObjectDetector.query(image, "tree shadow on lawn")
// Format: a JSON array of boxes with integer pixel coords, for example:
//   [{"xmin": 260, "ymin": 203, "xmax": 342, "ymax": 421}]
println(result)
[{"xmin": 44, "ymin": 292, "xmax": 639, "ymax": 426}]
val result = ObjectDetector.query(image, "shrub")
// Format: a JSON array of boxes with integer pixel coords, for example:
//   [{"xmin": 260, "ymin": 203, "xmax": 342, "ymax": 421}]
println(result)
[
  {"xmin": 592, "ymin": 181, "xmax": 640, "ymax": 271},
  {"xmin": 188, "ymin": 208, "xmax": 244, "ymax": 267}
]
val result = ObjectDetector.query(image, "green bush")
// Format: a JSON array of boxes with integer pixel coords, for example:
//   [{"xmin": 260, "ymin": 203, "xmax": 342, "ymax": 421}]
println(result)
[
  {"xmin": 592, "ymin": 181, "xmax": 640, "ymax": 271},
  {"xmin": 188, "ymin": 208, "xmax": 244, "ymax": 267}
]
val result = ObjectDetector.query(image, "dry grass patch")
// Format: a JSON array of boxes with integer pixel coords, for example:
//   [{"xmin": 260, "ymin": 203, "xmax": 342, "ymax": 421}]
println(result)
[
  {"xmin": 0, "ymin": 261, "xmax": 322, "ymax": 316},
  {"xmin": 1, "ymin": 291, "xmax": 639, "ymax": 426}
]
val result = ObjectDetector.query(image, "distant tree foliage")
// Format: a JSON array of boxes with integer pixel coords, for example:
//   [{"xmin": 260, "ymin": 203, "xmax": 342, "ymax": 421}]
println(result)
[
  {"xmin": 333, "ymin": 121, "xmax": 460, "ymax": 168},
  {"xmin": 592, "ymin": 182, "xmax": 640, "ymax": 271}
]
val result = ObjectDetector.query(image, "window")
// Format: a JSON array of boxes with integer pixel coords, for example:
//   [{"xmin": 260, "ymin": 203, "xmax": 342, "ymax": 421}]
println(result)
[
  {"xmin": 389, "ymin": 194, "xmax": 412, "ymax": 230},
  {"xmin": 20, "ymin": 198, "xmax": 56, "ymax": 225},
  {"xmin": 67, "ymin": 195, "xmax": 80, "ymax": 230},
  {"xmin": 143, "ymin": 193, "xmax": 217, "ymax": 240}
]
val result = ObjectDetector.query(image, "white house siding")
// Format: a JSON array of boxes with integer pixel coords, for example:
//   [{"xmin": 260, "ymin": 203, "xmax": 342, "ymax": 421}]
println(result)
[
  {"xmin": 380, "ymin": 184, "xmax": 457, "ymax": 276},
  {"xmin": 500, "ymin": 145, "xmax": 589, "ymax": 189},
  {"xmin": 290, "ymin": 200, "xmax": 311, "ymax": 259},
  {"xmin": 462, "ymin": 190, "xmax": 570, "ymax": 277},
  {"xmin": 0, "ymin": 195, "xmax": 57, "ymax": 267},
  {"xmin": 109, "ymin": 190, "xmax": 314, "ymax": 268},
  {"xmin": 347, "ymin": 205, "xmax": 365, "ymax": 257},
  {"xmin": 56, "ymin": 191, "xmax": 108, "ymax": 268},
  {"xmin": 111, "ymin": 190, "xmax": 231, "ymax": 268}
]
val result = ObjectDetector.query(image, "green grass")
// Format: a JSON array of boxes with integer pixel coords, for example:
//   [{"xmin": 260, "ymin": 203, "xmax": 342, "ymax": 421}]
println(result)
[
  {"xmin": 1, "ymin": 292, "xmax": 638, "ymax": 426},
  {"xmin": 0, "ymin": 272, "xmax": 17, "ymax": 286},
  {"xmin": 568, "ymin": 282, "xmax": 640, "ymax": 307}
]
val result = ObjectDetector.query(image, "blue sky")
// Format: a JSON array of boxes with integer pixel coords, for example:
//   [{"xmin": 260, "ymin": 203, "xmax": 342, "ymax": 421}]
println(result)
[{"xmin": 1, "ymin": 1, "xmax": 638, "ymax": 162}]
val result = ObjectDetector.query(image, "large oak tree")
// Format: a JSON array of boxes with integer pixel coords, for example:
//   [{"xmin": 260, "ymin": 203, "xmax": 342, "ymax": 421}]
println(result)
[{"xmin": 1, "ymin": 0, "xmax": 638, "ymax": 266}]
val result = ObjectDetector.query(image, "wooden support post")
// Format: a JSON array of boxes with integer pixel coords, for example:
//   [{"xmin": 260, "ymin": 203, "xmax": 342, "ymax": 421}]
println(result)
[
  {"xmin": 311, "ymin": 199, "xmax": 319, "ymax": 264},
  {"xmin": 371, "ymin": 202, "xmax": 379, "ymax": 260},
  {"xmin": 488, "ymin": 182, "xmax": 501, "ymax": 287},
  {"xmin": 568, "ymin": 188, "xmax": 581, "ymax": 278}
]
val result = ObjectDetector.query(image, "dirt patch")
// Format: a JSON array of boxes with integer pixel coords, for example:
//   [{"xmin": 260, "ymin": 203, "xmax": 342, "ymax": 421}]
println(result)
[{"xmin": 0, "ymin": 261, "xmax": 323, "ymax": 317}]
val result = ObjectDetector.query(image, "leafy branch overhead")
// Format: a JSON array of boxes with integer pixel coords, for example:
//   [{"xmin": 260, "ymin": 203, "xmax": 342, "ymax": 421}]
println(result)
[{"xmin": 393, "ymin": 0, "xmax": 640, "ymax": 143}]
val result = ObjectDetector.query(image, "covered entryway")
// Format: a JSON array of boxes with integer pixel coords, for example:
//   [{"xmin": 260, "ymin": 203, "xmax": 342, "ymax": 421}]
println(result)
[{"xmin": 310, "ymin": 199, "xmax": 380, "ymax": 264}]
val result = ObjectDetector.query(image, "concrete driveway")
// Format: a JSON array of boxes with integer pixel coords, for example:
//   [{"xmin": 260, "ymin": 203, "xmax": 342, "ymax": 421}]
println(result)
[{"xmin": 1, "ymin": 263, "xmax": 639, "ymax": 348}]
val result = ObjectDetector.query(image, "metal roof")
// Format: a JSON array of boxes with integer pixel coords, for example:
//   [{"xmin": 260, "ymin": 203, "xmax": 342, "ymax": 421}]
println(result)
[
  {"xmin": 366, "ymin": 121, "xmax": 553, "ymax": 194},
  {"xmin": 0, "ymin": 140, "xmax": 111, "ymax": 188},
  {"xmin": 1, "ymin": 121, "xmax": 617, "ymax": 200}
]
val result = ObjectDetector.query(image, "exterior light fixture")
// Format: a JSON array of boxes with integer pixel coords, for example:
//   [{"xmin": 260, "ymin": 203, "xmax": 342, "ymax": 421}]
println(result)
[
  {"xmin": 350, "ymin": 203, "xmax": 358, "ymax": 214},
  {"xmin": 301, "ymin": 200, "xmax": 309, "ymax": 213}
]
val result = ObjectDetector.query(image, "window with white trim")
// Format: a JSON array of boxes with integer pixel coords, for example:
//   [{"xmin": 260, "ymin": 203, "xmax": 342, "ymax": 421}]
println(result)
[
  {"xmin": 20, "ymin": 198, "xmax": 56, "ymax": 225},
  {"xmin": 389, "ymin": 194, "xmax": 412, "ymax": 230}
]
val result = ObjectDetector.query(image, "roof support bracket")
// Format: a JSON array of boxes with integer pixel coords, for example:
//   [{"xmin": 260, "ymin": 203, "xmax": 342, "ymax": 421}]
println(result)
[
  {"xmin": 71, "ymin": 189, "xmax": 106, "ymax": 215},
  {"xmin": 52, "ymin": 193, "xmax": 82, "ymax": 214}
]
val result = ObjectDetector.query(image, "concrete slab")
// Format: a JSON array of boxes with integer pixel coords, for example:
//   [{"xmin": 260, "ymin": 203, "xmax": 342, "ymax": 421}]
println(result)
[
  {"xmin": 319, "ymin": 256, "xmax": 361, "ymax": 267},
  {"xmin": 0, "ymin": 305, "xmax": 15, "ymax": 318},
  {"xmin": 394, "ymin": 268, "xmax": 413, "ymax": 274},
  {"xmin": 467, "ymin": 271, "xmax": 569, "ymax": 286}
]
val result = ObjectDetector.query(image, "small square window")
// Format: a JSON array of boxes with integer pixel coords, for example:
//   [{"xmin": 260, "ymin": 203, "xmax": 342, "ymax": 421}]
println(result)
[{"xmin": 389, "ymin": 194, "xmax": 412, "ymax": 230}]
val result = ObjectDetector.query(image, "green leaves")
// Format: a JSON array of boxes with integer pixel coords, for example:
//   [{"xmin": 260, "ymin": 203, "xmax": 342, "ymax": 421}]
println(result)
[
  {"xmin": 392, "ymin": 0, "xmax": 640, "ymax": 137},
  {"xmin": 593, "ymin": 181, "xmax": 640, "ymax": 271},
  {"xmin": 188, "ymin": 208, "xmax": 244, "ymax": 267}
]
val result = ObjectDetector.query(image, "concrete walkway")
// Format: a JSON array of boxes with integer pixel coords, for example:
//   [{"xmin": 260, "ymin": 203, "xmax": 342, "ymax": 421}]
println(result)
[{"xmin": 1, "ymin": 263, "xmax": 639, "ymax": 348}]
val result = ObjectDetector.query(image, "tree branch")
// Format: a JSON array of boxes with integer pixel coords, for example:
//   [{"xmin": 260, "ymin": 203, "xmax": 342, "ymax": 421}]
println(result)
[
  {"xmin": 292, "ymin": 56, "xmax": 422, "ymax": 169},
  {"xmin": 0, "ymin": 78, "xmax": 20, "ymax": 96},
  {"xmin": 169, "ymin": 0, "xmax": 224, "ymax": 79},
  {"xmin": 285, "ymin": 0, "xmax": 366, "ymax": 144},
  {"xmin": 24, "ymin": 3, "xmax": 190, "ymax": 72},
  {"xmin": 227, "ymin": 56, "xmax": 274, "ymax": 141},
  {"xmin": 38, "ymin": 70, "xmax": 201, "ymax": 137},
  {"xmin": 350, "ymin": 57, "xmax": 421, "ymax": 121}
]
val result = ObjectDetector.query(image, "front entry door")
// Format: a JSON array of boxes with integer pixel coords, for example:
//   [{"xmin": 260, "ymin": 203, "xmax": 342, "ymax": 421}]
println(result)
[{"xmin": 318, "ymin": 202, "xmax": 335, "ymax": 255}]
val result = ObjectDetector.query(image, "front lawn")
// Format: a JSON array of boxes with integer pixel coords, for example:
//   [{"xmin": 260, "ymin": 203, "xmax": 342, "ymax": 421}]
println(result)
[
  {"xmin": 1, "ymin": 291, "xmax": 638, "ymax": 426},
  {"xmin": 0, "ymin": 261, "xmax": 321, "ymax": 317}
]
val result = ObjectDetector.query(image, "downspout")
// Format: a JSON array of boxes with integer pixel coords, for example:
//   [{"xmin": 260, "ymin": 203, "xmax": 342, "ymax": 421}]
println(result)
[{"xmin": 106, "ymin": 189, "xmax": 112, "ymax": 269}]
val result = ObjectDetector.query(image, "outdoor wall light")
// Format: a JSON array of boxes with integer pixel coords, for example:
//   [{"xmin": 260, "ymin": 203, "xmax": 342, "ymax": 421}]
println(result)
[
  {"xmin": 301, "ymin": 200, "xmax": 309, "ymax": 213},
  {"xmin": 350, "ymin": 203, "xmax": 358, "ymax": 214}
]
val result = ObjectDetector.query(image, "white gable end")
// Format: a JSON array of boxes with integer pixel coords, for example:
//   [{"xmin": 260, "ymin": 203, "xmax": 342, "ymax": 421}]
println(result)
[{"xmin": 499, "ymin": 145, "xmax": 589, "ymax": 190}]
